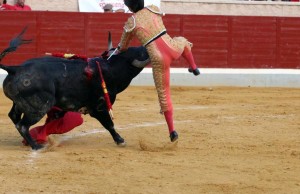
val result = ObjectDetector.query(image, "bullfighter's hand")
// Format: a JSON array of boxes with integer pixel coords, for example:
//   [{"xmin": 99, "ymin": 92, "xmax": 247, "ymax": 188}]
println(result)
[{"xmin": 107, "ymin": 47, "xmax": 120, "ymax": 59}]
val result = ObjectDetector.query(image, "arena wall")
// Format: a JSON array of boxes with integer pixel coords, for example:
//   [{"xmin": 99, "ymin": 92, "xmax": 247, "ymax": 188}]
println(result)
[{"xmin": 0, "ymin": 11, "xmax": 299, "ymax": 87}]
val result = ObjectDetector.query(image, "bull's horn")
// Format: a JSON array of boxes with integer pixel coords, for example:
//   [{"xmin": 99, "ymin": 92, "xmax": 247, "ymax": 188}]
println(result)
[{"xmin": 108, "ymin": 31, "xmax": 113, "ymax": 50}]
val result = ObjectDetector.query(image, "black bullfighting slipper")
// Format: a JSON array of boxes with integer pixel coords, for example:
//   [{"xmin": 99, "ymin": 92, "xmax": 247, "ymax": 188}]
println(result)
[
  {"xmin": 170, "ymin": 131, "xmax": 178, "ymax": 142},
  {"xmin": 188, "ymin": 68, "xmax": 200, "ymax": 76}
]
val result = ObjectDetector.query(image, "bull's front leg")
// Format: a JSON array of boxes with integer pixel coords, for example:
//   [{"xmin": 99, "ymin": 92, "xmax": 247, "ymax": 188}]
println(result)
[{"xmin": 90, "ymin": 110, "xmax": 126, "ymax": 146}]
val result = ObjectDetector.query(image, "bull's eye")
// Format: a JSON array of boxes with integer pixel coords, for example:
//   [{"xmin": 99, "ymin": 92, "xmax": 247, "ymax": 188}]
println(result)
[{"xmin": 23, "ymin": 79, "xmax": 31, "ymax": 87}]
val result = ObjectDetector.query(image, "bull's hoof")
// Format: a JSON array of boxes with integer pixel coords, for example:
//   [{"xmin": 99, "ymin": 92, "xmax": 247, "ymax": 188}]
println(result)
[
  {"xmin": 116, "ymin": 141, "xmax": 126, "ymax": 147},
  {"xmin": 170, "ymin": 131, "xmax": 178, "ymax": 142},
  {"xmin": 114, "ymin": 137, "xmax": 126, "ymax": 147},
  {"xmin": 188, "ymin": 68, "xmax": 200, "ymax": 76},
  {"xmin": 31, "ymin": 143, "xmax": 44, "ymax": 151}
]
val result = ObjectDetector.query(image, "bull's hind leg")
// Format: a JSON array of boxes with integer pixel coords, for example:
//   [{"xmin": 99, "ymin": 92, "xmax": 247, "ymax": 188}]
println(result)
[
  {"xmin": 16, "ymin": 113, "xmax": 45, "ymax": 150},
  {"xmin": 90, "ymin": 110, "xmax": 125, "ymax": 146},
  {"xmin": 14, "ymin": 93, "xmax": 55, "ymax": 150},
  {"xmin": 8, "ymin": 103, "xmax": 22, "ymax": 124},
  {"xmin": 8, "ymin": 104, "xmax": 43, "ymax": 149}
]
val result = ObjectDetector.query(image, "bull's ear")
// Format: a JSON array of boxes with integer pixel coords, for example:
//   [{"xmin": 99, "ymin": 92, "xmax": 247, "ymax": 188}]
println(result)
[{"xmin": 108, "ymin": 31, "xmax": 113, "ymax": 50}]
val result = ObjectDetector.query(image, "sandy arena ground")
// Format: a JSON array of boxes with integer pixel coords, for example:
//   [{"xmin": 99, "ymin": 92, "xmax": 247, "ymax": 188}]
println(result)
[{"xmin": 0, "ymin": 86, "xmax": 299, "ymax": 194}]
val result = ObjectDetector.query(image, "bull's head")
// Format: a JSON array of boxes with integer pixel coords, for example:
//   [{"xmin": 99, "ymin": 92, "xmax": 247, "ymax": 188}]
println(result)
[{"xmin": 101, "ymin": 32, "xmax": 150, "ymax": 68}]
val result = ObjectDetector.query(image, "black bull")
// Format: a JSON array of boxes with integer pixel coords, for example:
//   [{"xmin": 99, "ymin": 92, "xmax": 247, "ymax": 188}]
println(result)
[{"xmin": 0, "ymin": 29, "xmax": 150, "ymax": 150}]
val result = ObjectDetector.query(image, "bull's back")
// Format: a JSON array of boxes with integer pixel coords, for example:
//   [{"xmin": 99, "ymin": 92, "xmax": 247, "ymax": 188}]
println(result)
[
  {"xmin": 40, "ymin": 57, "xmax": 96, "ymax": 110},
  {"xmin": 2, "ymin": 59, "xmax": 58, "ymax": 100},
  {"xmin": 3, "ymin": 57, "xmax": 91, "ymax": 108}
]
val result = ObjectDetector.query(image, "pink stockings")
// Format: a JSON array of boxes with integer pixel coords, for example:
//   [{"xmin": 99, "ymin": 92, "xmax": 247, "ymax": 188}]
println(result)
[
  {"xmin": 146, "ymin": 35, "xmax": 198, "ymax": 141},
  {"xmin": 164, "ymin": 110, "xmax": 174, "ymax": 133},
  {"xmin": 182, "ymin": 47, "xmax": 198, "ymax": 71},
  {"xmin": 147, "ymin": 37, "xmax": 178, "ymax": 138}
]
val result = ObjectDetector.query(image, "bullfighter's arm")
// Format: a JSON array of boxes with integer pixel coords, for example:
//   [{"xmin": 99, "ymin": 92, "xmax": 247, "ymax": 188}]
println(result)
[{"xmin": 118, "ymin": 16, "xmax": 135, "ymax": 52}]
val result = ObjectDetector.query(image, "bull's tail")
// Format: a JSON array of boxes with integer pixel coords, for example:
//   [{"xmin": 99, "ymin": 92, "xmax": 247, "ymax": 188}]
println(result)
[
  {"xmin": 0, "ymin": 64, "xmax": 18, "ymax": 74},
  {"xmin": 0, "ymin": 26, "xmax": 32, "ymax": 62}
]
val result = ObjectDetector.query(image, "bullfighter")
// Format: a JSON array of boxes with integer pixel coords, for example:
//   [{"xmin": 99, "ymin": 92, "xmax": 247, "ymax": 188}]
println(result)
[{"xmin": 117, "ymin": 0, "xmax": 200, "ymax": 142}]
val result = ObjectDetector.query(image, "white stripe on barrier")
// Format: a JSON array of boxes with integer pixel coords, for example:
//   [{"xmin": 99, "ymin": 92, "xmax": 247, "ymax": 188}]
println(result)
[
  {"xmin": 132, "ymin": 68, "xmax": 300, "ymax": 87},
  {"xmin": 2, "ymin": 68, "xmax": 300, "ymax": 88},
  {"xmin": 0, "ymin": 69, "xmax": 6, "ymax": 74}
]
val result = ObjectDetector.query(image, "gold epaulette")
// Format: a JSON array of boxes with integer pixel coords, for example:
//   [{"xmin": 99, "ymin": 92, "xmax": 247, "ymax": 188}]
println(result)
[
  {"xmin": 146, "ymin": 5, "xmax": 165, "ymax": 16},
  {"xmin": 124, "ymin": 16, "xmax": 136, "ymax": 33}
]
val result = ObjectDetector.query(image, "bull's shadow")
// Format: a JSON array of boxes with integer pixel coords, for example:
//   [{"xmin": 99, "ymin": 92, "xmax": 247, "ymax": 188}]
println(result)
[{"xmin": 0, "ymin": 27, "xmax": 150, "ymax": 150}]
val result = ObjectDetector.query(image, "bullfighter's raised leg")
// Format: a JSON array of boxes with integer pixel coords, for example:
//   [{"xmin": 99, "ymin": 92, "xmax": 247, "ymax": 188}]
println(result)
[
  {"xmin": 89, "ymin": 109, "xmax": 125, "ymax": 146},
  {"xmin": 167, "ymin": 36, "xmax": 200, "ymax": 76}
]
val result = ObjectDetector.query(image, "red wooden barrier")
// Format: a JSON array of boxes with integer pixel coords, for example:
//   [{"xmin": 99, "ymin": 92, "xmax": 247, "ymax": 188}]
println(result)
[{"xmin": 0, "ymin": 11, "xmax": 299, "ymax": 69}]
